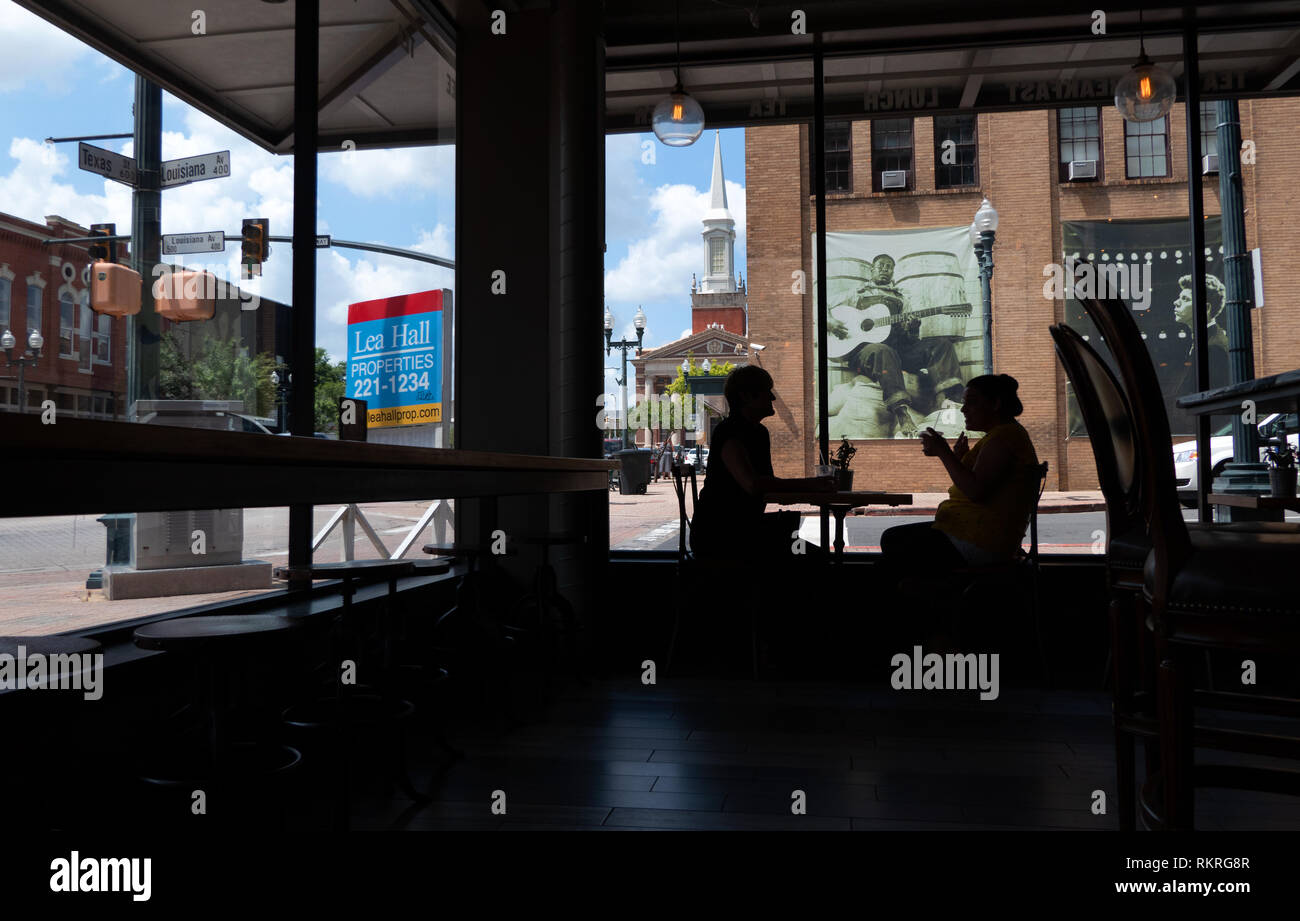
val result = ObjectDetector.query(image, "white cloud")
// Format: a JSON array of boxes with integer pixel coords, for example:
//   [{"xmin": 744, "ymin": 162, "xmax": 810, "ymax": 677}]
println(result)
[
  {"xmin": 0, "ymin": 3, "xmax": 108, "ymax": 95},
  {"xmin": 604, "ymin": 178, "xmax": 745, "ymax": 305},
  {"xmin": 0, "ymin": 137, "xmax": 131, "ymax": 227},
  {"xmin": 319, "ymin": 145, "xmax": 454, "ymax": 199}
]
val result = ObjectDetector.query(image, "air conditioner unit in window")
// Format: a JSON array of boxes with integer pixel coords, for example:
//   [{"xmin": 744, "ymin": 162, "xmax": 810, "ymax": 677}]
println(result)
[
  {"xmin": 1067, "ymin": 160, "xmax": 1098, "ymax": 181},
  {"xmin": 1202, "ymin": 153, "xmax": 1219, "ymax": 174},
  {"xmin": 880, "ymin": 170, "xmax": 908, "ymax": 190}
]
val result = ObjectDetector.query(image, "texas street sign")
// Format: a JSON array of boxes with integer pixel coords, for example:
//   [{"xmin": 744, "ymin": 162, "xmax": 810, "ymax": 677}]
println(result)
[
  {"xmin": 160, "ymin": 150, "xmax": 231, "ymax": 189},
  {"xmin": 78, "ymin": 142, "xmax": 137, "ymax": 187},
  {"xmin": 161, "ymin": 231, "xmax": 226, "ymax": 255}
]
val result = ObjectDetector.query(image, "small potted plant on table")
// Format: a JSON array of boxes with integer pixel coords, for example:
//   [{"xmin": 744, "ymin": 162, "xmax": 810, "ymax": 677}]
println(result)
[
  {"xmin": 1266, "ymin": 443, "xmax": 1297, "ymax": 498},
  {"xmin": 831, "ymin": 437, "xmax": 857, "ymax": 491}
]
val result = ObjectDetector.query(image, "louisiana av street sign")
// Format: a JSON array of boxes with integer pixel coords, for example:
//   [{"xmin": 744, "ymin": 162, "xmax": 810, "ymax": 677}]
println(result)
[
  {"xmin": 78, "ymin": 142, "xmax": 137, "ymax": 187},
  {"xmin": 161, "ymin": 231, "xmax": 226, "ymax": 255},
  {"xmin": 161, "ymin": 150, "xmax": 230, "ymax": 189}
]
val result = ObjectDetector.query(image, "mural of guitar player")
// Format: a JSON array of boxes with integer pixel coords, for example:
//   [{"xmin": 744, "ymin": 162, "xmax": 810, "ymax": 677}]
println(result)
[{"xmin": 828, "ymin": 253, "xmax": 967, "ymax": 436}]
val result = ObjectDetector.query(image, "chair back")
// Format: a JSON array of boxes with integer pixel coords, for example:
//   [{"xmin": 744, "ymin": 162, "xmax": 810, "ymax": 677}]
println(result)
[
  {"xmin": 669, "ymin": 463, "xmax": 698, "ymax": 562},
  {"xmin": 1049, "ymin": 323, "xmax": 1143, "ymax": 539},
  {"xmin": 1026, "ymin": 460, "xmax": 1049, "ymax": 566},
  {"xmin": 1077, "ymin": 291, "xmax": 1193, "ymax": 608}
]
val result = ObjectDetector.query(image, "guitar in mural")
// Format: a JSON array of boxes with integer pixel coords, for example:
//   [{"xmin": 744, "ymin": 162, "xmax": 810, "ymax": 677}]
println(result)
[{"xmin": 827, "ymin": 294, "xmax": 973, "ymax": 359}]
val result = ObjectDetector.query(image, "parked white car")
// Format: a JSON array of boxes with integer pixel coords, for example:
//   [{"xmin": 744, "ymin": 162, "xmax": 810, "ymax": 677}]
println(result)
[{"xmin": 1173, "ymin": 412, "xmax": 1298, "ymax": 505}]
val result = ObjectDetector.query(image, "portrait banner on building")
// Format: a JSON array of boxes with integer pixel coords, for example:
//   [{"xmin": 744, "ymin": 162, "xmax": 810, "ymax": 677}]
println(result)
[
  {"xmin": 1060, "ymin": 217, "xmax": 1224, "ymax": 438},
  {"xmin": 812, "ymin": 226, "xmax": 984, "ymax": 441}
]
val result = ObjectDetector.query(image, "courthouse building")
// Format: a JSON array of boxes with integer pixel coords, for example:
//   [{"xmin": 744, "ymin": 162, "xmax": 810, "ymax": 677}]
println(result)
[{"xmin": 745, "ymin": 99, "xmax": 1300, "ymax": 490}]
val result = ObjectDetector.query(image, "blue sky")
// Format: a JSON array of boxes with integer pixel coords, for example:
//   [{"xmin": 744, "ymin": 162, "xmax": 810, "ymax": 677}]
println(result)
[{"xmin": 0, "ymin": 2, "xmax": 744, "ymax": 409}]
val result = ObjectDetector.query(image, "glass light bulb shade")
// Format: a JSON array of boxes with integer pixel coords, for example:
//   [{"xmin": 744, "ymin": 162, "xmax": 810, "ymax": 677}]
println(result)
[
  {"xmin": 633, "ymin": 306, "xmax": 646, "ymax": 329},
  {"xmin": 701, "ymin": 358, "xmax": 711, "ymax": 372},
  {"xmin": 652, "ymin": 91, "xmax": 705, "ymax": 147},
  {"xmin": 271, "ymin": 370, "xmax": 280, "ymax": 384},
  {"xmin": 1115, "ymin": 60, "xmax": 1176, "ymax": 122},
  {"xmin": 682, "ymin": 359, "xmax": 690, "ymax": 372},
  {"xmin": 28, "ymin": 330, "xmax": 43, "ymax": 352},
  {"xmin": 974, "ymin": 198, "xmax": 998, "ymax": 233},
  {"xmin": 603, "ymin": 308, "xmax": 614, "ymax": 331},
  {"xmin": 969, "ymin": 221, "xmax": 981, "ymax": 246},
  {"xmin": 0, "ymin": 330, "xmax": 14, "ymax": 350}
]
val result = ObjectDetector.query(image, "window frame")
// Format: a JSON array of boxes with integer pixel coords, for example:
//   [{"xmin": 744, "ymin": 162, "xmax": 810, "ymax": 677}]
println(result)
[
  {"xmin": 93, "ymin": 312, "xmax": 112, "ymax": 365},
  {"xmin": 26, "ymin": 282, "xmax": 41, "ymax": 337},
  {"xmin": 1199, "ymin": 100, "xmax": 1219, "ymax": 161},
  {"xmin": 1057, "ymin": 106, "xmax": 1104, "ymax": 182},
  {"xmin": 870, "ymin": 117, "xmax": 915, "ymax": 192},
  {"xmin": 933, "ymin": 114, "xmax": 979, "ymax": 189},
  {"xmin": 1124, "ymin": 114, "xmax": 1171, "ymax": 178},
  {"xmin": 59, "ymin": 290, "xmax": 76, "ymax": 358},
  {"xmin": 0, "ymin": 275, "xmax": 10, "ymax": 332},
  {"xmin": 824, "ymin": 120, "xmax": 852, "ymax": 193}
]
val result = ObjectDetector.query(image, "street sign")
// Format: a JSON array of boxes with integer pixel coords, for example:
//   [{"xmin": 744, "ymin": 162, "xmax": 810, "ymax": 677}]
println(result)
[
  {"xmin": 161, "ymin": 231, "xmax": 226, "ymax": 256},
  {"xmin": 78, "ymin": 142, "xmax": 137, "ymax": 187},
  {"xmin": 160, "ymin": 150, "xmax": 230, "ymax": 189},
  {"xmin": 316, "ymin": 235, "xmax": 331, "ymax": 248}
]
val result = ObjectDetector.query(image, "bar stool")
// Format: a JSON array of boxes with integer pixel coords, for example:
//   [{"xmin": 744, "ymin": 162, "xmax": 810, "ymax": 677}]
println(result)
[
  {"xmin": 274, "ymin": 558, "xmax": 441, "ymax": 830},
  {"xmin": 132, "ymin": 615, "xmax": 306, "ymax": 830},
  {"xmin": 502, "ymin": 531, "xmax": 589, "ymax": 685},
  {"xmin": 1, "ymin": 635, "xmax": 104, "ymax": 830}
]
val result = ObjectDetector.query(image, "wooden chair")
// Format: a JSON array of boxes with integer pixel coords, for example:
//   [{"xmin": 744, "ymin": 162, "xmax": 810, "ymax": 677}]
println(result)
[
  {"xmin": 665, "ymin": 463, "xmax": 763, "ymax": 679},
  {"xmin": 1078, "ymin": 293, "xmax": 1300, "ymax": 830},
  {"xmin": 943, "ymin": 460, "xmax": 1051, "ymax": 685}
]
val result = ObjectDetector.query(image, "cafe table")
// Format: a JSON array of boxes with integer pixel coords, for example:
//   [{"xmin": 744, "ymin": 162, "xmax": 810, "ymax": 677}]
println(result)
[
  {"xmin": 764, "ymin": 490, "xmax": 913, "ymax": 560},
  {"xmin": 1176, "ymin": 368, "xmax": 1300, "ymax": 516}
]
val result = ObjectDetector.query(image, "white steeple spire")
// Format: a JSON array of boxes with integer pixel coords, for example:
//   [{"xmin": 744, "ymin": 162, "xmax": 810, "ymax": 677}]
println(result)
[{"xmin": 699, "ymin": 130, "xmax": 736, "ymax": 294}]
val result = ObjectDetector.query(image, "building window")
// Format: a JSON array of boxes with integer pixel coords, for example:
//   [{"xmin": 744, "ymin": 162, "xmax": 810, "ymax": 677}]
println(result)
[
  {"xmin": 871, "ymin": 118, "xmax": 914, "ymax": 191},
  {"xmin": 59, "ymin": 292, "xmax": 75, "ymax": 357},
  {"xmin": 1124, "ymin": 115, "xmax": 1170, "ymax": 178},
  {"xmin": 824, "ymin": 121, "xmax": 852, "ymax": 192},
  {"xmin": 0, "ymin": 277, "xmax": 9, "ymax": 331},
  {"xmin": 78, "ymin": 294, "xmax": 93, "ymax": 372},
  {"xmin": 1058, "ymin": 106, "xmax": 1102, "ymax": 181},
  {"xmin": 26, "ymin": 284, "xmax": 42, "ymax": 337},
  {"xmin": 94, "ymin": 313, "xmax": 111, "ymax": 365},
  {"xmin": 934, "ymin": 114, "xmax": 978, "ymax": 189},
  {"xmin": 1200, "ymin": 100, "xmax": 1219, "ymax": 160},
  {"xmin": 709, "ymin": 237, "xmax": 726, "ymax": 275}
]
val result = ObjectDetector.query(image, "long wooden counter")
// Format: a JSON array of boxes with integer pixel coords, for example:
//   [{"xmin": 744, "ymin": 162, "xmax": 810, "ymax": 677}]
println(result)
[{"xmin": 3, "ymin": 414, "xmax": 618, "ymax": 516}]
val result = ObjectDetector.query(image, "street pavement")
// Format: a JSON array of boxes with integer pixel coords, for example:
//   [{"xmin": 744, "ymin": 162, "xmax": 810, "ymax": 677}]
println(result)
[{"xmin": 16, "ymin": 483, "xmax": 1251, "ymax": 634}]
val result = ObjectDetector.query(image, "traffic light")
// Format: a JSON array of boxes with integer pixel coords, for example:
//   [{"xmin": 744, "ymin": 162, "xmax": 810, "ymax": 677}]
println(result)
[
  {"xmin": 89, "ymin": 223, "xmax": 116, "ymax": 264},
  {"xmin": 241, "ymin": 218, "xmax": 268, "ymax": 279}
]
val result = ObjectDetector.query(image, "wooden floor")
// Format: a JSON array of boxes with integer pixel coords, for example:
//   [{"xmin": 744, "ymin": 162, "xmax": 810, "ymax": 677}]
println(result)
[{"xmin": 326, "ymin": 679, "xmax": 1300, "ymax": 831}]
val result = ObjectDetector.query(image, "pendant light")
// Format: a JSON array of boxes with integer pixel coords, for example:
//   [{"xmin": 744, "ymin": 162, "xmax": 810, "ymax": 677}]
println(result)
[
  {"xmin": 1115, "ymin": 8, "xmax": 1176, "ymax": 122},
  {"xmin": 651, "ymin": 0, "xmax": 705, "ymax": 147}
]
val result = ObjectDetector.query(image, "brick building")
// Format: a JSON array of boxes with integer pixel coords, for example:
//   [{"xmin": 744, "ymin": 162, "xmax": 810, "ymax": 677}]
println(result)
[
  {"xmin": 0, "ymin": 213, "xmax": 128, "ymax": 419},
  {"xmin": 745, "ymin": 99, "xmax": 1300, "ymax": 491}
]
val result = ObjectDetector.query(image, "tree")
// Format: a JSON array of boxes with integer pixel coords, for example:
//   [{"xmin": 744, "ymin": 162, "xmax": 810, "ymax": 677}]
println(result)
[
  {"xmin": 625, "ymin": 352, "xmax": 735, "ymax": 440},
  {"xmin": 160, "ymin": 330, "xmax": 275, "ymax": 417},
  {"xmin": 314, "ymin": 347, "xmax": 347, "ymax": 433}
]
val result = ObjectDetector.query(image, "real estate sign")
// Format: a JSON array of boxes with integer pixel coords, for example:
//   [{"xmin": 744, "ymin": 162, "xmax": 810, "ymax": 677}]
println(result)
[{"xmin": 346, "ymin": 289, "xmax": 448, "ymax": 429}]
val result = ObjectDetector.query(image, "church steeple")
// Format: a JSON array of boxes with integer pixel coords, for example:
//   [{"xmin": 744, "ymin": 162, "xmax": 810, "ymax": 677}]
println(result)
[{"xmin": 699, "ymin": 131, "xmax": 736, "ymax": 294}]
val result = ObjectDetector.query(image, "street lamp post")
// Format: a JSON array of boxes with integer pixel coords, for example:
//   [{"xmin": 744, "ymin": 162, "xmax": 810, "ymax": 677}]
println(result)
[
  {"xmin": 971, "ymin": 197, "xmax": 998, "ymax": 375},
  {"xmin": 1, "ymin": 329, "xmax": 45, "ymax": 412},
  {"xmin": 604, "ymin": 305, "xmax": 646, "ymax": 449},
  {"xmin": 270, "ymin": 366, "xmax": 292, "ymax": 433}
]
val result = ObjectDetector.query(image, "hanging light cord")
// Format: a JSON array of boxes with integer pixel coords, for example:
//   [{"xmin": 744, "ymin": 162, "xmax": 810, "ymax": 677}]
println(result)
[{"xmin": 674, "ymin": 0, "xmax": 682, "ymax": 88}]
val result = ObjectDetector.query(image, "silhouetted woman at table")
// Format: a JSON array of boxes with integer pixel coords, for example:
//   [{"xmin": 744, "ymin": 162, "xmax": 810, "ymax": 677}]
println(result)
[
  {"xmin": 880, "ymin": 373, "xmax": 1041, "ymax": 576},
  {"xmin": 690, "ymin": 366, "xmax": 836, "ymax": 561}
]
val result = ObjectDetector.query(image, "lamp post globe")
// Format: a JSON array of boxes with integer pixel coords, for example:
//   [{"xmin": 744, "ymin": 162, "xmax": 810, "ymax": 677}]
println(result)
[
  {"xmin": 0, "ymin": 330, "xmax": 15, "ymax": 352},
  {"xmin": 27, "ymin": 330, "xmax": 43, "ymax": 353}
]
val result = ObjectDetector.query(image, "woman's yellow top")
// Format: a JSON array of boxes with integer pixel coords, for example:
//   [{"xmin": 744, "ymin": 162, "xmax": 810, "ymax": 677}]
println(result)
[{"xmin": 932, "ymin": 421, "xmax": 1040, "ymax": 558}]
